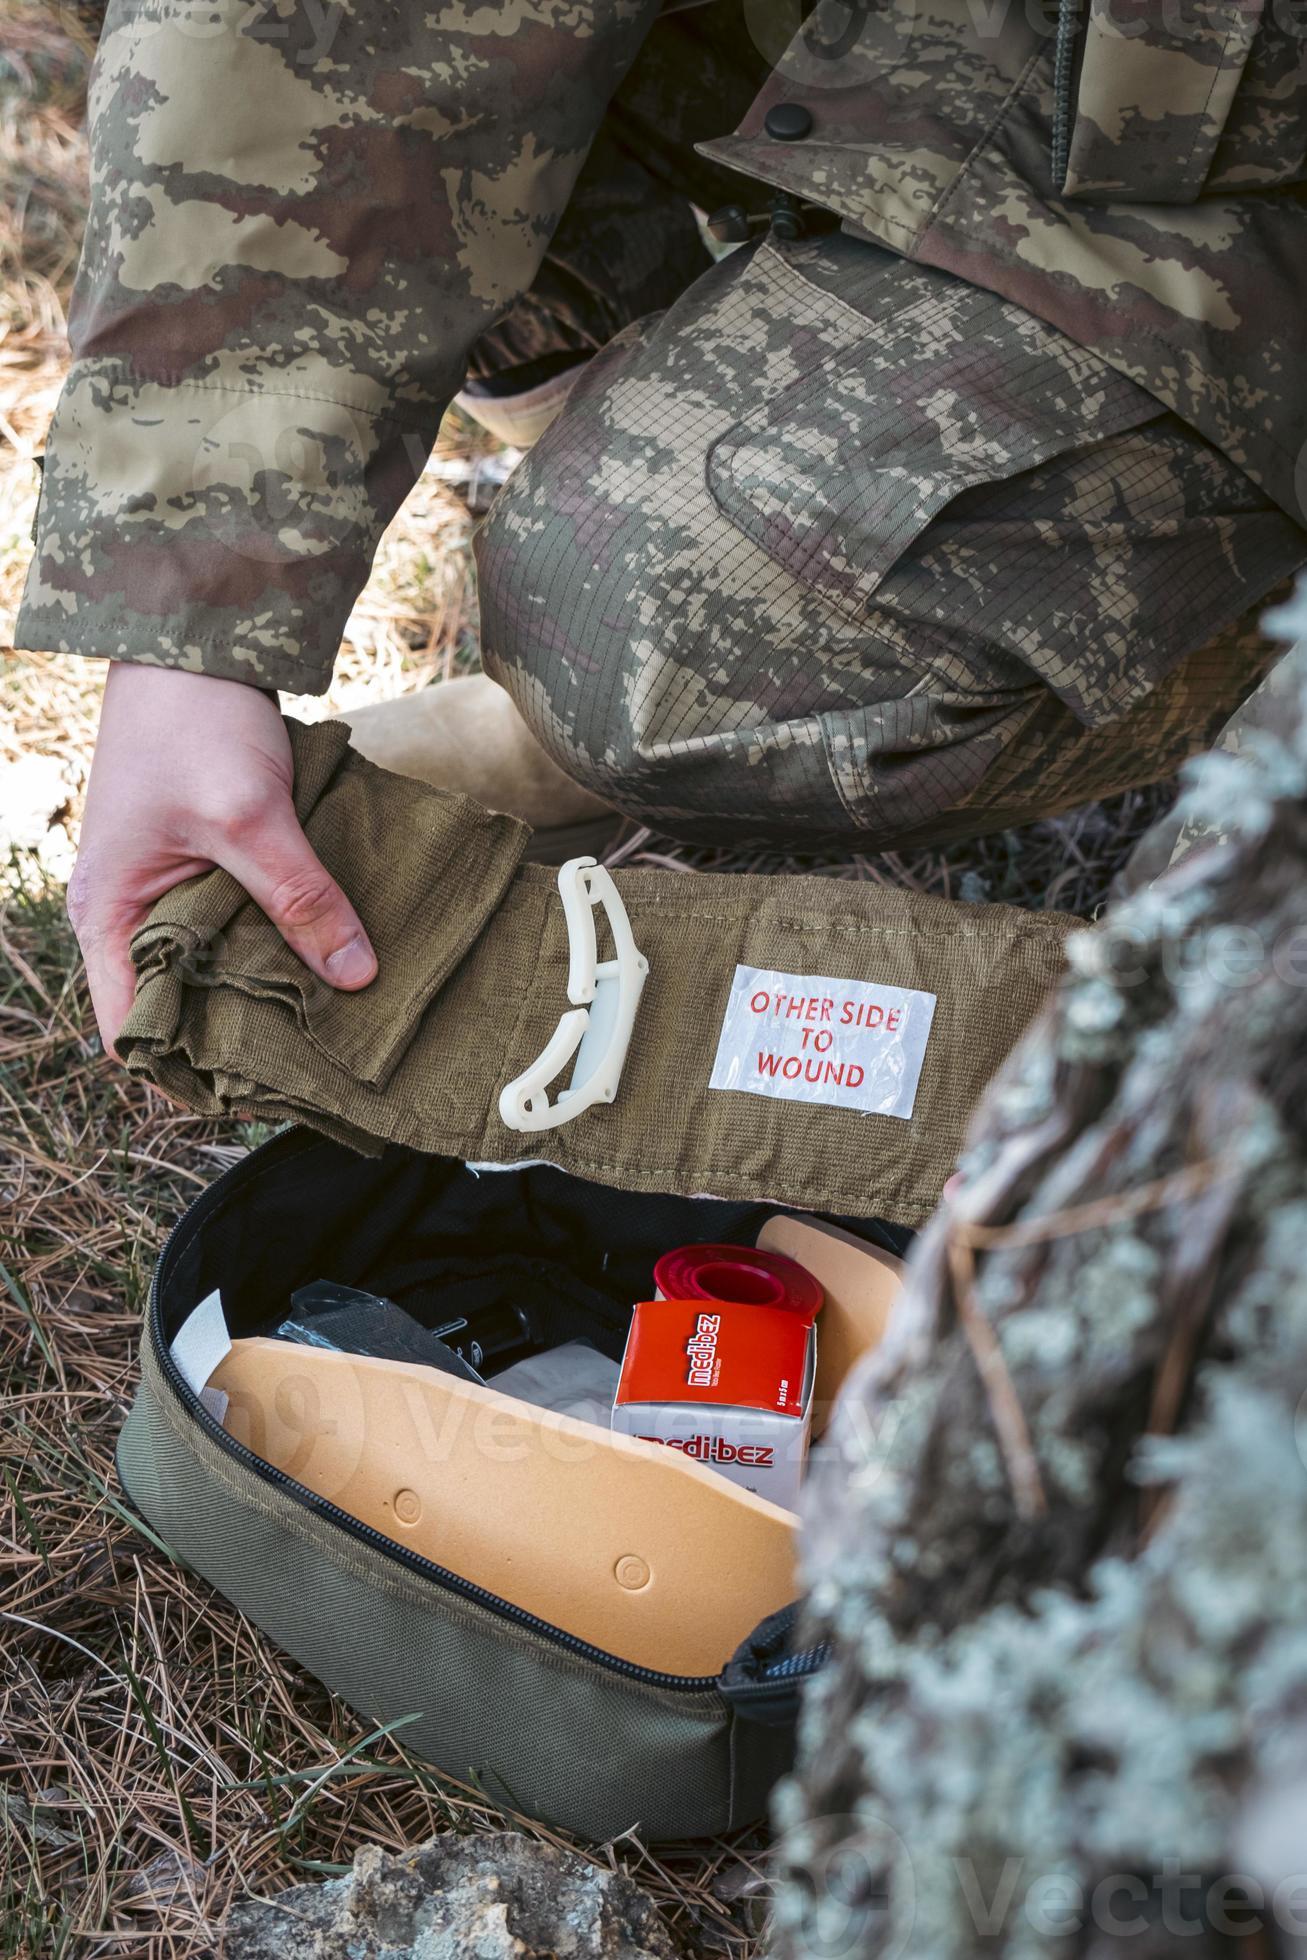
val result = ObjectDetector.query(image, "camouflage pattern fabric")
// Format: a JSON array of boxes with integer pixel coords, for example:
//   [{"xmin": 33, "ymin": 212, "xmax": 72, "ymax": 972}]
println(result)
[
  {"xmin": 1058, "ymin": 0, "xmax": 1306, "ymax": 200},
  {"xmin": 15, "ymin": 0, "xmax": 664, "ymax": 692},
  {"xmin": 703, "ymin": 0, "xmax": 1307, "ymax": 527},
  {"xmin": 1117, "ymin": 573, "xmax": 1307, "ymax": 890},
  {"xmin": 461, "ymin": 128, "xmax": 713, "ymax": 390},
  {"xmin": 15, "ymin": 0, "xmax": 1307, "ymax": 753},
  {"xmin": 477, "ymin": 234, "xmax": 1305, "ymax": 848},
  {"xmin": 465, "ymin": 0, "xmax": 768, "ymax": 385}
]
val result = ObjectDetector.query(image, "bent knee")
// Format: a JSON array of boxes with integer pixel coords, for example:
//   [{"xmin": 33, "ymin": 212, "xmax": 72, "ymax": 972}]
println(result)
[{"xmin": 474, "ymin": 442, "xmax": 663, "ymax": 807}]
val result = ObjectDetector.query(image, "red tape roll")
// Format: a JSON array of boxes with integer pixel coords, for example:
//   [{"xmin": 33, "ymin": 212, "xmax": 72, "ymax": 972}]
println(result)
[{"xmin": 653, "ymin": 1243, "xmax": 823, "ymax": 1324}]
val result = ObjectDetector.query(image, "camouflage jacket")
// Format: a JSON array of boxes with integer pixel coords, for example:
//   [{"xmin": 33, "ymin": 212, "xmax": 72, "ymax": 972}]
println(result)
[{"xmin": 18, "ymin": 0, "xmax": 1307, "ymax": 693}]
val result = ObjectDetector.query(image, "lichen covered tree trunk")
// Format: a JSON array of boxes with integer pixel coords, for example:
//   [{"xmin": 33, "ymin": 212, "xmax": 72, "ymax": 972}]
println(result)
[{"xmin": 773, "ymin": 593, "xmax": 1307, "ymax": 1959}]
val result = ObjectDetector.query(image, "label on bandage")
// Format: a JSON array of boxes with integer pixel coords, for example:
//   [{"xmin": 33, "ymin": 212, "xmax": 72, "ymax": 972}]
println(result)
[{"xmin": 708, "ymin": 966, "xmax": 937, "ymax": 1120}]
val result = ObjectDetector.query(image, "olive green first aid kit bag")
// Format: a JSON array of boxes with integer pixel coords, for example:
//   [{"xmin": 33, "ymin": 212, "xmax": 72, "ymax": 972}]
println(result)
[{"xmin": 114, "ymin": 720, "xmax": 1080, "ymax": 1842}]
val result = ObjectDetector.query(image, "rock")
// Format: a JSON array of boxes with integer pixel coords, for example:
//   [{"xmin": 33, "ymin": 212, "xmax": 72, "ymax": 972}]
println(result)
[
  {"xmin": 223, "ymin": 1832, "xmax": 687, "ymax": 1959},
  {"xmin": 0, "ymin": 1786, "xmax": 82, "ymax": 1853}
]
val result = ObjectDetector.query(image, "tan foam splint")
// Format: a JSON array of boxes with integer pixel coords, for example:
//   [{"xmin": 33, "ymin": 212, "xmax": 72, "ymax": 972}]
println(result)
[
  {"xmin": 211, "ymin": 1336, "xmax": 800, "ymax": 1676},
  {"xmin": 756, "ymin": 1214, "xmax": 904, "ymax": 1433}
]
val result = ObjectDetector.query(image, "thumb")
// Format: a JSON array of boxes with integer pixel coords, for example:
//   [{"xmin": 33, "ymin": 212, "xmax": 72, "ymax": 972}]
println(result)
[{"xmin": 220, "ymin": 799, "xmax": 377, "ymax": 990}]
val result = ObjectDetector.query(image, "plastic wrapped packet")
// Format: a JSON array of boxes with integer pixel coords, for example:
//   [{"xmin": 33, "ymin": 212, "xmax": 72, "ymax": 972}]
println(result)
[
  {"xmin": 491, "ymin": 1340, "xmax": 621, "ymax": 1422},
  {"xmin": 273, "ymin": 1281, "xmax": 485, "ymax": 1383}
]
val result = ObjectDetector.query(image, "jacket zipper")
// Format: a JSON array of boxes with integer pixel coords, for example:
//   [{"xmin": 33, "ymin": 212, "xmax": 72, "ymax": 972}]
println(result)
[
  {"xmin": 145, "ymin": 1152, "xmax": 745, "ymax": 1694},
  {"xmin": 1051, "ymin": 0, "xmax": 1083, "ymax": 189}
]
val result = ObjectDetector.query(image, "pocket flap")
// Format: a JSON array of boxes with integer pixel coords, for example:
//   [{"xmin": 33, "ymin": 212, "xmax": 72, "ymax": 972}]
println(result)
[{"xmin": 707, "ymin": 273, "xmax": 1161, "ymax": 622}]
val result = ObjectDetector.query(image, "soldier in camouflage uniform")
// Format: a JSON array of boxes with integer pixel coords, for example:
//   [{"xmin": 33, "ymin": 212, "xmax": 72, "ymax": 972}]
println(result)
[{"xmin": 17, "ymin": 0, "xmax": 1307, "ymax": 1037}]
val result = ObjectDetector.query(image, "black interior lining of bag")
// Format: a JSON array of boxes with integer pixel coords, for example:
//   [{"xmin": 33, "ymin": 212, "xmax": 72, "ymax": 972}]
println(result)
[{"xmin": 157, "ymin": 1132, "xmax": 910, "ymax": 1371}]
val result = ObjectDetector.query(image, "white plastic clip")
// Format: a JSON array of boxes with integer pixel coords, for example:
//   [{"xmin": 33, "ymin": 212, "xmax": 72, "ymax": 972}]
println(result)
[{"xmin": 498, "ymin": 857, "xmax": 649, "ymax": 1134}]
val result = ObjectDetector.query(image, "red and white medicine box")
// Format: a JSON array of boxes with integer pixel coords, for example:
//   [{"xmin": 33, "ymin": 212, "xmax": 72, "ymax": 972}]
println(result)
[{"xmin": 611, "ymin": 1298, "xmax": 818, "ymax": 1509}]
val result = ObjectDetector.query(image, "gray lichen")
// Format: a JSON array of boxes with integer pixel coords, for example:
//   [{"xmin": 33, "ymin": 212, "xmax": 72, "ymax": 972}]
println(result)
[{"xmin": 774, "ymin": 592, "xmax": 1307, "ymax": 1959}]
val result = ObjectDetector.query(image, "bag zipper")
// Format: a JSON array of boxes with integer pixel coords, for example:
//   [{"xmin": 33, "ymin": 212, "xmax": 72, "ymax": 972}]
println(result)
[{"xmin": 143, "ymin": 1140, "xmax": 826, "ymax": 1698}]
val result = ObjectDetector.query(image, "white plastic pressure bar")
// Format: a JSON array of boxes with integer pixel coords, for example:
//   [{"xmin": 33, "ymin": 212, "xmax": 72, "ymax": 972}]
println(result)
[{"xmin": 497, "ymin": 857, "xmax": 649, "ymax": 1134}]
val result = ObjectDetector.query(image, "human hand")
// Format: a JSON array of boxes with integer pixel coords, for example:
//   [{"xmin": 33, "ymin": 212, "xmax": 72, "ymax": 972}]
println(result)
[{"xmin": 69, "ymin": 664, "xmax": 377, "ymax": 1055}]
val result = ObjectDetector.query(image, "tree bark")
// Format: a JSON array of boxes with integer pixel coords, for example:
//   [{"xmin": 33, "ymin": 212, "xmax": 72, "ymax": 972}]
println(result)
[{"xmin": 773, "ymin": 587, "xmax": 1307, "ymax": 1960}]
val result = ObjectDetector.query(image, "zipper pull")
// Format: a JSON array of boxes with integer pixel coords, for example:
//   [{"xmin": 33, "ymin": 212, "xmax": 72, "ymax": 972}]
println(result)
[{"xmin": 719, "ymin": 1602, "xmax": 828, "ymax": 1725}]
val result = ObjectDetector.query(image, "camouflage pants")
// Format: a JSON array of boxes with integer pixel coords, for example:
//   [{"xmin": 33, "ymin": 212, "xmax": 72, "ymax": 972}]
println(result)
[{"xmin": 476, "ymin": 232, "xmax": 1306, "ymax": 850}]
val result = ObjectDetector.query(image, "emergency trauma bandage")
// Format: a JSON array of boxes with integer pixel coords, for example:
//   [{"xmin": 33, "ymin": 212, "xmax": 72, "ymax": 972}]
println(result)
[{"xmin": 118, "ymin": 719, "xmax": 1081, "ymax": 1226}]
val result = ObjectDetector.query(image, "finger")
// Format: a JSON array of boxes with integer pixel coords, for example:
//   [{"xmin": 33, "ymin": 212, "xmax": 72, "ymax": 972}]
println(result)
[
  {"xmin": 79, "ymin": 912, "xmax": 144, "ymax": 1061},
  {"xmin": 220, "ymin": 804, "xmax": 377, "ymax": 990}
]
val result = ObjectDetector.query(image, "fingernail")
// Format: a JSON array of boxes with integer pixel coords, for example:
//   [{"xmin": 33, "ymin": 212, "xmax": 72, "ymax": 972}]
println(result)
[{"xmin": 324, "ymin": 934, "xmax": 376, "ymax": 987}]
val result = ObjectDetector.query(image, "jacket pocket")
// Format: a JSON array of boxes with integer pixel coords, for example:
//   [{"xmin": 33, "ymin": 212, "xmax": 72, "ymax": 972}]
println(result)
[
  {"xmin": 707, "ymin": 254, "xmax": 1161, "ymax": 635},
  {"xmin": 703, "ymin": 250, "xmax": 1169, "ymax": 834},
  {"xmin": 1056, "ymin": 0, "xmax": 1264, "ymax": 203}
]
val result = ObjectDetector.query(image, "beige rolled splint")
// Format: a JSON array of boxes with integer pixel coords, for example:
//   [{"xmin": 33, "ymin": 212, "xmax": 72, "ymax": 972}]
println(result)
[{"xmin": 211, "ymin": 1336, "xmax": 799, "ymax": 1676}]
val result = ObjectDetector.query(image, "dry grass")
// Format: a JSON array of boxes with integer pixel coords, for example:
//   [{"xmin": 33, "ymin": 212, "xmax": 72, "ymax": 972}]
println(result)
[
  {"xmin": 0, "ymin": 872, "xmax": 767, "ymax": 1955},
  {"xmin": 0, "ymin": 16, "xmax": 1174, "ymax": 1956},
  {"xmin": 0, "ymin": 897, "xmax": 770, "ymax": 1944}
]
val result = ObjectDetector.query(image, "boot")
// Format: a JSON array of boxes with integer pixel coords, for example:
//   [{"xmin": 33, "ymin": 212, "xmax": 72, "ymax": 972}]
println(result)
[
  {"xmin": 453, "ymin": 355, "xmax": 588, "ymax": 451},
  {"xmin": 339, "ymin": 675, "xmax": 621, "ymax": 864}
]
